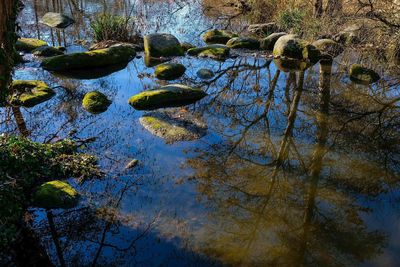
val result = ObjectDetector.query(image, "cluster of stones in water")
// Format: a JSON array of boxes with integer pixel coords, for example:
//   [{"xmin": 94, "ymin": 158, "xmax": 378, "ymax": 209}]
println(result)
[
  {"xmin": 33, "ymin": 180, "xmax": 79, "ymax": 209},
  {"xmin": 82, "ymin": 91, "xmax": 111, "ymax": 114},
  {"xmin": 10, "ymin": 80, "xmax": 55, "ymax": 107}
]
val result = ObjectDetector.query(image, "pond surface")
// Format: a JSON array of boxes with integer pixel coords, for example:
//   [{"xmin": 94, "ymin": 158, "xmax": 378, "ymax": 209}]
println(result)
[{"xmin": 2, "ymin": 0, "xmax": 400, "ymax": 266}]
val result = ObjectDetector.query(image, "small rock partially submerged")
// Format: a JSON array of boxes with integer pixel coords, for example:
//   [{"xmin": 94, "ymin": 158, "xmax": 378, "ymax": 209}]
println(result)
[
  {"xmin": 202, "ymin": 29, "xmax": 238, "ymax": 44},
  {"xmin": 187, "ymin": 44, "xmax": 230, "ymax": 60},
  {"xmin": 260, "ymin": 32, "xmax": 287, "ymax": 50},
  {"xmin": 226, "ymin": 37, "xmax": 260, "ymax": 49},
  {"xmin": 40, "ymin": 12, "xmax": 74, "ymax": 28},
  {"xmin": 140, "ymin": 110, "xmax": 207, "ymax": 143},
  {"xmin": 125, "ymin": 159, "xmax": 139, "ymax": 170},
  {"xmin": 154, "ymin": 63, "xmax": 186, "ymax": 80},
  {"xmin": 312, "ymin": 39, "xmax": 343, "ymax": 61},
  {"xmin": 41, "ymin": 44, "xmax": 136, "ymax": 71},
  {"xmin": 10, "ymin": 80, "xmax": 55, "ymax": 107},
  {"xmin": 16, "ymin": 38, "xmax": 48, "ymax": 52},
  {"xmin": 273, "ymin": 34, "xmax": 320, "ymax": 63},
  {"xmin": 32, "ymin": 45, "xmax": 64, "ymax": 57},
  {"xmin": 33, "ymin": 180, "xmax": 79, "ymax": 209},
  {"xmin": 89, "ymin": 39, "xmax": 143, "ymax": 51},
  {"xmin": 144, "ymin": 33, "xmax": 184, "ymax": 57},
  {"xmin": 197, "ymin": 68, "xmax": 215, "ymax": 79},
  {"xmin": 128, "ymin": 84, "xmax": 207, "ymax": 110},
  {"xmin": 349, "ymin": 64, "xmax": 380, "ymax": 84},
  {"xmin": 82, "ymin": 91, "xmax": 111, "ymax": 114}
]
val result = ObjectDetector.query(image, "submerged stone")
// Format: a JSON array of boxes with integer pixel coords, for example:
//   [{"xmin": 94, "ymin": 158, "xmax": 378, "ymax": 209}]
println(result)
[
  {"xmin": 154, "ymin": 63, "xmax": 186, "ymax": 80},
  {"xmin": 33, "ymin": 180, "xmax": 79, "ymax": 209},
  {"xmin": 349, "ymin": 64, "xmax": 380, "ymax": 84},
  {"xmin": 140, "ymin": 110, "xmax": 207, "ymax": 143},
  {"xmin": 197, "ymin": 68, "xmax": 215, "ymax": 79},
  {"xmin": 82, "ymin": 91, "xmax": 111, "ymax": 114},
  {"xmin": 32, "ymin": 45, "xmax": 64, "ymax": 57},
  {"xmin": 201, "ymin": 29, "xmax": 238, "ymax": 44},
  {"xmin": 128, "ymin": 84, "xmax": 207, "ymax": 110},
  {"xmin": 16, "ymin": 38, "xmax": 48, "ymax": 52},
  {"xmin": 187, "ymin": 44, "xmax": 230, "ymax": 60},
  {"xmin": 226, "ymin": 37, "xmax": 260, "ymax": 49},
  {"xmin": 41, "ymin": 44, "xmax": 136, "ymax": 71},
  {"xmin": 260, "ymin": 32, "xmax": 287, "ymax": 50},
  {"xmin": 144, "ymin": 33, "xmax": 184, "ymax": 57},
  {"xmin": 273, "ymin": 34, "xmax": 320, "ymax": 63},
  {"xmin": 312, "ymin": 39, "xmax": 343, "ymax": 61},
  {"xmin": 40, "ymin": 12, "xmax": 75, "ymax": 28},
  {"xmin": 10, "ymin": 80, "xmax": 55, "ymax": 107}
]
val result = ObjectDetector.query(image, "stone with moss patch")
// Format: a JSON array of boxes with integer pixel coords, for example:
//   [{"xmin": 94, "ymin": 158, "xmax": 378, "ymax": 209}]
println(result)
[
  {"xmin": 40, "ymin": 12, "xmax": 74, "ymax": 29},
  {"xmin": 41, "ymin": 44, "xmax": 136, "ymax": 71},
  {"xmin": 187, "ymin": 44, "xmax": 230, "ymax": 60},
  {"xmin": 32, "ymin": 45, "xmax": 64, "ymax": 57},
  {"xmin": 273, "ymin": 34, "xmax": 320, "ymax": 63},
  {"xmin": 201, "ymin": 29, "xmax": 238, "ymax": 44},
  {"xmin": 128, "ymin": 84, "xmax": 207, "ymax": 110},
  {"xmin": 16, "ymin": 38, "xmax": 48, "ymax": 52},
  {"xmin": 226, "ymin": 37, "xmax": 260, "ymax": 49},
  {"xmin": 260, "ymin": 32, "xmax": 287, "ymax": 50},
  {"xmin": 10, "ymin": 80, "xmax": 55, "ymax": 107},
  {"xmin": 144, "ymin": 33, "xmax": 184, "ymax": 57},
  {"xmin": 82, "ymin": 91, "xmax": 111, "ymax": 114},
  {"xmin": 349, "ymin": 64, "xmax": 380, "ymax": 84},
  {"xmin": 312, "ymin": 39, "xmax": 343, "ymax": 61},
  {"xmin": 33, "ymin": 180, "xmax": 79, "ymax": 209},
  {"xmin": 154, "ymin": 63, "xmax": 186, "ymax": 80},
  {"xmin": 197, "ymin": 69, "xmax": 214, "ymax": 79},
  {"xmin": 140, "ymin": 110, "xmax": 207, "ymax": 143}
]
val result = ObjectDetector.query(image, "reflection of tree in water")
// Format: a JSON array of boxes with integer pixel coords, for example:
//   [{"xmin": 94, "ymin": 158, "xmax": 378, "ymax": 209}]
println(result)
[{"xmin": 187, "ymin": 62, "xmax": 400, "ymax": 266}]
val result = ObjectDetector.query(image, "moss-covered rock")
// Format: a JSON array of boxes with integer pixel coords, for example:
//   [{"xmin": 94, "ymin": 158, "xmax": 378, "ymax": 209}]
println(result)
[
  {"xmin": 197, "ymin": 68, "xmax": 214, "ymax": 79},
  {"xmin": 201, "ymin": 29, "xmax": 238, "ymax": 44},
  {"xmin": 181, "ymin": 42, "xmax": 195, "ymax": 51},
  {"xmin": 260, "ymin": 32, "xmax": 287, "ymax": 50},
  {"xmin": 226, "ymin": 37, "xmax": 260, "ymax": 49},
  {"xmin": 15, "ymin": 38, "xmax": 48, "ymax": 52},
  {"xmin": 10, "ymin": 80, "xmax": 55, "ymax": 107},
  {"xmin": 248, "ymin": 23, "xmax": 280, "ymax": 36},
  {"xmin": 140, "ymin": 110, "xmax": 207, "ymax": 143},
  {"xmin": 32, "ymin": 45, "xmax": 64, "ymax": 57},
  {"xmin": 312, "ymin": 39, "xmax": 343, "ymax": 61},
  {"xmin": 128, "ymin": 84, "xmax": 207, "ymax": 110},
  {"xmin": 144, "ymin": 33, "xmax": 184, "ymax": 57},
  {"xmin": 187, "ymin": 44, "xmax": 230, "ymax": 60},
  {"xmin": 273, "ymin": 34, "xmax": 320, "ymax": 63},
  {"xmin": 41, "ymin": 44, "xmax": 136, "ymax": 71},
  {"xmin": 82, "ymin": 91, "xmax": 111, "ymax": 114},
  {"xmin": 39, "ymin": 12, "xmax": 75, "ymax": 29},
  {"xmin": 33, "ymin": 180, "xmax": 79, "ymax": 209},
  {"xmin": 154, "ymin": 63, "xmax": 186, "ymax": 80},
  {"xmin": 349, "ymin": 64, "xmax": 380, "ymax": 84}
]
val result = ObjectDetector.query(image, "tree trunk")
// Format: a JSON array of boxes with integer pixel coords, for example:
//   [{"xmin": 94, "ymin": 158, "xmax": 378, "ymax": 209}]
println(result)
[{"xmin": 314, "ymin": 0, "xmax": 324, "ymax": 17}]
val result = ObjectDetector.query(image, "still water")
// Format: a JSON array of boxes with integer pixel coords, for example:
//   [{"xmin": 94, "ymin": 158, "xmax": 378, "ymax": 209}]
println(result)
[{"xmin": 2, "ymin": 0, "xmax": 400, "ymax": 266}]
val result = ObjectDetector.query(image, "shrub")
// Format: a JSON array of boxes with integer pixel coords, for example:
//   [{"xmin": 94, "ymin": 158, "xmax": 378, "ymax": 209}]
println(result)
[
  {"xmin": 91, "ymin": 13, "xmax": 137, "ymax": 42},
  {"xmin": 276, "ymin": 8, "xmax": 308, "ymax": 34}
]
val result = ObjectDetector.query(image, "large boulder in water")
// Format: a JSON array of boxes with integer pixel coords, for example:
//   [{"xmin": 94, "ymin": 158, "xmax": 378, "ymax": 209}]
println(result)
[
  {"xmin": 154, "ymin": 63, "xmax": 186, "ymax": 80},
  {"xmin": 9, "ymin": 80, "xmax": 55, "ymax": 107},
  {"xmin": 226, "ymin": 37, "xmax": 260, "ymax": 49},
  {"xmin": 187, "ymin": 44, "xmax": 230, "ymax": 60},
  {"xmin": 144, "ymin": 33, "xmax": 184, "ymax": 57},
  {"xmin": 82, "ymin": 91, "xmax": 111, "ymax": 114},
  {"xmin": 349, "ymin": 64, "xmax": 380, "ymax": 84},
  {"xmin": 16, "ymin": 38, "xmax": 48, "ymax": 52},
  {"xmin": 201, "ymin": 29, "xmax": 238, "ymax": 44},
  {"xmin": 33, "ymin": 180, "xmax": 79, "ymax": 209},
  {"xmin": 40, "ymin": 12, "xmax": 74, "ymax": 28},
  {"xmin": 260, "ymin": 32, "xmax": 287, "ymax": 50},
  {"xmin": 273, "ymin": 34, "xmax": 320, "ymax": 63},
  {"xmin": 41, "ymin": 44, "xmax": 136, "ymax": 71},
  {"xmin": 312, "ymin": 39, "xmax": 343, "ymax": 61},
  {"xmin": 128, "ymin": 84, "xmax": 207, "ymax": 110}
]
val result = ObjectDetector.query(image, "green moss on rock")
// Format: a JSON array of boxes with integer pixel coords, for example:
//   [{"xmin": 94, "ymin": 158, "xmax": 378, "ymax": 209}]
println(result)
[
  {"xmin": 144, "ymin": 33, "xmax": 184, "ymax": 57},
  {"xmin": 32, "ymin": 45, "xmax": 64, "ymax": 57},
  {"xmin": 273, "ymin": 34, "xmax": 320, "ymax": 63},
  {"xmin": 349, "ymin": 64, "xmax": 380, "ymax": 84},
  {"xmin": 10, "ymin": 80, "xmax": 55, "ymax": 107},
  {"xmin": 33, "ymin": 180, "xmax": 79, "ymax": 209},
  {"xmin": 16, "ymin": 38, "xmax": 48, "ymax": 52},
  {"xmin": 82, "ymin": 91, "xmax": 111, "ymax": 114},
  {"xmin": 201, "ymin": 29, "xmax": 238, "ymax": 44},
  {"xmin": 128, "ymin": 84, "xmax": 207, "ymax": 110},
  {"xmin": 154, "ymin": 63, "xmax": 186, "ymax": 80},
  {"xmin": 187, "ymin": 44, "xmax": 230, "ymax": 60},
  {"xmin": 41, "ymin": 44, "xmax": 136, "ymax": 72},
  {"xmin": 181, "ymin": 42, "xmax": 195, "ymax": 51},
  {"xmin": 226, "ymin": 37, "xmax": 260, "ymax": 49},
  {"xmin": 260, "ymin": 32, "xmax": 287, "ymax": 50},
  {"xmin": 197, "ymin": 68, "xmax": 214, "ymax": 79}
]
